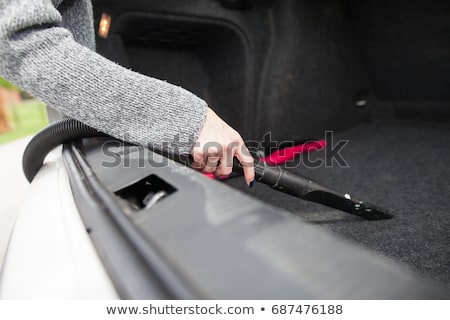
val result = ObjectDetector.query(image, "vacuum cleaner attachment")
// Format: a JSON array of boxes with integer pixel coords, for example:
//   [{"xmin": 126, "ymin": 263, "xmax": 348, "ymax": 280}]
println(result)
[
  {"xmin": 23, "ymin": 119, "xmax": 392, "ymax": 220},
  {"xmin": 234, "ymin": 159, "xmax": 393, "ymax": 220}
]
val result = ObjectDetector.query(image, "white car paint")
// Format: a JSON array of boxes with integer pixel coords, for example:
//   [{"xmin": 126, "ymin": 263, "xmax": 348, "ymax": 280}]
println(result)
[{"xmin": 0, "ymin": 148, "xmax": 118, "ymax": 299}]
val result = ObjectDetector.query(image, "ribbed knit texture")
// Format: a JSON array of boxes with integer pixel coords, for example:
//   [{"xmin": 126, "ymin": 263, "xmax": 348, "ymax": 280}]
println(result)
[{"xmin": 0, "ymin": 0, "xmax": 208, "ymax": 153}]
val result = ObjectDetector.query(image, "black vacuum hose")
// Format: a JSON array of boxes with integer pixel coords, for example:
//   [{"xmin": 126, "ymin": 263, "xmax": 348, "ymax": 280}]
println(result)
[
  {"xmin": 23, "ymin": 118, "xmax": 392, "ymax": 220},
  {"xmin": 22, "ymin": 118, "xmax": 107, "ymax": 182}
]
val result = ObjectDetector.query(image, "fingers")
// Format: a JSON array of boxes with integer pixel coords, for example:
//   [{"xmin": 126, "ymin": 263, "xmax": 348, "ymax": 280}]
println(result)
[
  {"xmin": 190, "ymin": 107, "xmax": 255, "ymax": 185},
  {"xmin": 214, "ymin": 152, "xmax": 233, "ymax": 177},
  {"xmin": 191, "ymin": 145, "xmax": 206, "ymax": 171},
  {"xmin": 235, "ymin": 142, "xmax": 255, "ymax": 186},
  {"xmin": 203, "ymin": 156, "xmax": 220, "ymax": 173},
  {"xmin": 213, "ymin": 138, "xmax": 255, "ymax": 185},
  {"xmin": 191, "ymin": 137, "xmax": 255, "ymax": 185},
  {"xmin": 201, "ymin": 144, "xmax": 221, "ymax": 173}
]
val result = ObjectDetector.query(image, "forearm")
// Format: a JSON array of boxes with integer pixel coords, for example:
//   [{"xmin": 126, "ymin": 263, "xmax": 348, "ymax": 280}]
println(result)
[{"xmin": 0, "ymin": 0, "xmax": 208, "ymax": 153}]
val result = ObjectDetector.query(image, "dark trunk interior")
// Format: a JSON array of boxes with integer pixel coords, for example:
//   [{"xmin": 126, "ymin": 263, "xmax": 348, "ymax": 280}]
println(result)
[{"xmin": 92, "ymin": 0, "xmax": 450, "ymax": 287}]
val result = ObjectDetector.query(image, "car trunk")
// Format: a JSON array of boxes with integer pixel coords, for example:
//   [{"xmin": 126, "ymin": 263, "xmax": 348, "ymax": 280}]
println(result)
[{"xmin": 92, "ymin": 0, "xmax": 450, "ymax": 287}]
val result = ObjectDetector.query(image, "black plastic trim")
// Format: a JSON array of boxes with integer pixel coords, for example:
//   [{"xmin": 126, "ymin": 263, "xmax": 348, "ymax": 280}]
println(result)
[{"xmin": 63, "ymin": 142, "xmax": 202, "ymax": 299}]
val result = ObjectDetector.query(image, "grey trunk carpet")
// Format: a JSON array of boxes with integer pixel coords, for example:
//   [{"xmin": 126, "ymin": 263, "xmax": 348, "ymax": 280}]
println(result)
[{"xmin": 225, "ymin": 120, "xmax": 450, "ymax": 288}]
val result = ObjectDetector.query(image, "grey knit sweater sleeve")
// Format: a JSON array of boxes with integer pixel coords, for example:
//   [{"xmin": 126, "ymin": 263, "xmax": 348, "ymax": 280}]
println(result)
[{"xmin": 0, "ymin": 0, "xmax": 208, "ymax": 153}]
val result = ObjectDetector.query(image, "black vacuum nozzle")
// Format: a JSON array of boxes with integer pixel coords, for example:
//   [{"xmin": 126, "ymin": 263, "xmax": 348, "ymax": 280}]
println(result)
[
  {"xmin": 235, "ymin": 159, "xmax": 393, "ymax": 220},
  {"xmin": 22, "ymin": 119, "xmax": 392, "ymax": 220}
]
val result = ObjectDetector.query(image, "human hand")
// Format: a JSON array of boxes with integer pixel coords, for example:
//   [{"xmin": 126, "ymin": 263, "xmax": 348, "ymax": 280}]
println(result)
[{"xmin": 191, "ymin": 108, "xmax": 255, "ymax": 186}]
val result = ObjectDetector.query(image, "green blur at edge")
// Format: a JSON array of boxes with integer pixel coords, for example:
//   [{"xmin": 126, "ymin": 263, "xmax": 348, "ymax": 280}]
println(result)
[{"xmin": 0, "ymin": 99, "xmax": 48, "ymax": 145}]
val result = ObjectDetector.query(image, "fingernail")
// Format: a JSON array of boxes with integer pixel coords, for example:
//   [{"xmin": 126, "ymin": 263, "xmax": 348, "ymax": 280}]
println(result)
[{"xmin": 249, "ymin": 180, "xmax": 255, "ymax": 188}]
